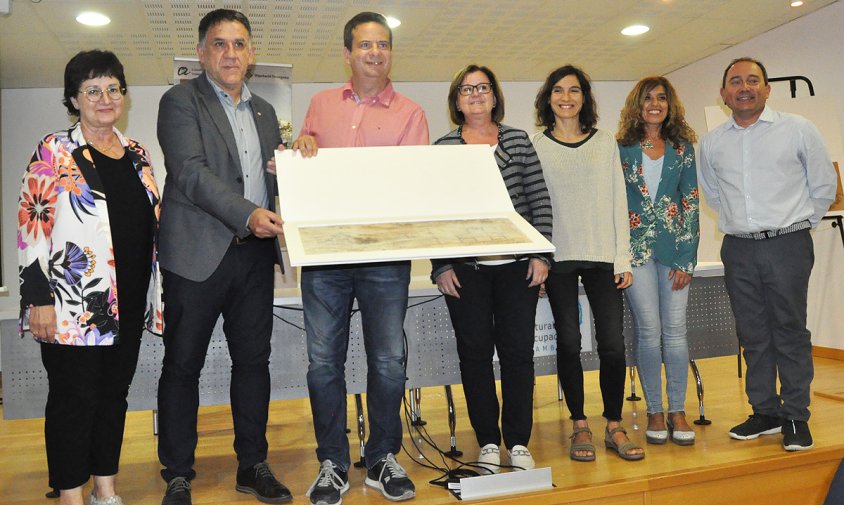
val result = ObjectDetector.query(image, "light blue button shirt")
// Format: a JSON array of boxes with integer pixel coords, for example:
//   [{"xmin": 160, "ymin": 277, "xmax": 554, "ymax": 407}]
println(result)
[
  {"xmin": 206, "ymin": 75, "xmax": 268, "ymax": 211},
  {"xmin": 698, "ymin": 106, "xmax": 836, "ymax": 234}
]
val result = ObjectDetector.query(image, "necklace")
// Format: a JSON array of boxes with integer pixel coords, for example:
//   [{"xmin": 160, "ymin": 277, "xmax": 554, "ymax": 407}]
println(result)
[
  {"xmin": 88, "ymin": 134, "xmax": 119, "ymax": 155},
  {"xmin": 641, "ymin": 137, "xmax": 658, "ymax": 150}
]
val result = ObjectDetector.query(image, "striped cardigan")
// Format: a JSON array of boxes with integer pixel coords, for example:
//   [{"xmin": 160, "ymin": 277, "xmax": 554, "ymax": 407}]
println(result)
[{"xmin": 430, "ymin": 124, "xmax": 553, "ymax": 280}]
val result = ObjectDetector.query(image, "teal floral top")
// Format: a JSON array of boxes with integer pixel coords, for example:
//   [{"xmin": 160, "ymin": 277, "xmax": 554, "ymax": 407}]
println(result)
[{"xmin": 618, "ymin": 141, "xmax": 699, "ymax": 274}]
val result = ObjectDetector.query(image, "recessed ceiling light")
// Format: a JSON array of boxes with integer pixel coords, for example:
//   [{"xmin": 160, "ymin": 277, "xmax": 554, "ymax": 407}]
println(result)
[
  {"xmin": 791, "ymin": 1, "xmax": 804, "ymax": 6},
  {"xmin": 621, "ymin": 25, "xmax": 650, "ymax": 36},
  {"xmin": 76, "ymin": 11, "xmax": 110, "ymax": 26},
  {"xmin": 386, "ymin": 16, "xmax": 401, "ymax": 28}
]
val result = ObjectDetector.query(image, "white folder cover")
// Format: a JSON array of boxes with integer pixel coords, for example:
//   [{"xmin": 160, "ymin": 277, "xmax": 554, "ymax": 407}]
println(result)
[{"xmin": 275, "ymin": 144, "xmax": 554, "ymax": 267}]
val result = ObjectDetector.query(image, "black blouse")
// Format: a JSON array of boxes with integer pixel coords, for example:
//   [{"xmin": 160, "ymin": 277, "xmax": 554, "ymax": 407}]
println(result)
[{"xmin": 88, "ymin": 147, "xmax": 154, "ymax": 328}]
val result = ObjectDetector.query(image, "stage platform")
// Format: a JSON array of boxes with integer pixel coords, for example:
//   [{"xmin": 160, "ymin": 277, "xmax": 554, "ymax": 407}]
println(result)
[{"xmin": 2, "ymin": 354, "xmax": 843, "ymax": 504}]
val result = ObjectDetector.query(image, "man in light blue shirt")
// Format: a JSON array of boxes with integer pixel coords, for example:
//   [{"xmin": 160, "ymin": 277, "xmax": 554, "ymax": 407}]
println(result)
[{"xmin": 699, "ymin": 57, "xmax": 837, "ymax": 452}]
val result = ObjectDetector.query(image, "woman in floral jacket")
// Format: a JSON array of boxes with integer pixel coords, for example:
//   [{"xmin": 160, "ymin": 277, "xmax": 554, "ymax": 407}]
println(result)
[
  {"xmin": 617, "ymin": 76, "xmax": 699, "ymax": 447},
  {"xmin": 18, "ymin": 50, "xmax": 162, "ymax": 505}
]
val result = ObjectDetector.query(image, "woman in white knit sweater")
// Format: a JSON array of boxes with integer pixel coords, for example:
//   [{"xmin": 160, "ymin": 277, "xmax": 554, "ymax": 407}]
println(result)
[{"xmin": 531, "ymin": 65, "xmax": 642, "ymax": 462}]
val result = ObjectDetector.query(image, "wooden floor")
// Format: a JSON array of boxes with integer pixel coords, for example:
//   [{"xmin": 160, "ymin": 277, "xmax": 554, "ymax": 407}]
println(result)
[{"xmin": 3, "ymin": 355, "xmax": 844, "ymax": 504}]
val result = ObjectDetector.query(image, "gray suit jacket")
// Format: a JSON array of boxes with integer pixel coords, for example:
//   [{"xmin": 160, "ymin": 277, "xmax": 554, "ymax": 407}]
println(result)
[{"xmin": 158, "ymin": 73, "xmax": 283, "ymax": 282}]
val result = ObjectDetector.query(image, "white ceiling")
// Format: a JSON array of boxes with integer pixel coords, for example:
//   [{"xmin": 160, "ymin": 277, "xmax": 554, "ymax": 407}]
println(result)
[{"xmin": 0, "ymin": 0, "xmax": 839, "ymax": 89}]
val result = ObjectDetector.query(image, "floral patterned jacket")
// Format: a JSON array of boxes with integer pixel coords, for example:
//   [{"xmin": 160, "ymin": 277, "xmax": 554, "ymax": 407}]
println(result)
[
  {"xmin": 619, "ymin": 141, "xmax": 699, "ymax": 274},
  {"xmin": 18, "ymin": 122, "xmax": 163, "ymax": 345}
]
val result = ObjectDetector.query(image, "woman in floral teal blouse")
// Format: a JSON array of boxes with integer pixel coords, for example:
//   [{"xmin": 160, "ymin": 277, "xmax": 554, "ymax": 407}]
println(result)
[{"xmin": 617, "ymin": 76, "xmax": 699, "ymax": 446}]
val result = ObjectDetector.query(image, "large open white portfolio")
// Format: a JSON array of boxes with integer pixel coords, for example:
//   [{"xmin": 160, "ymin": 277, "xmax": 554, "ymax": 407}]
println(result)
[{"xmin": 276, "ymin": 144, "xmax": 555, "ymax": 266}]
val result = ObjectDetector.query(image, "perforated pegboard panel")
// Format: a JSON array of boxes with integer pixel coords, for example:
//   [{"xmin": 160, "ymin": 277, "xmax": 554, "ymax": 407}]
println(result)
[
  {"xmin": 404, "ymin": 295, "xmax": 461, "ymax": 388},
  {"xmin": 1, "ymin": 276, "xmax": 738, "ymax": 419}
]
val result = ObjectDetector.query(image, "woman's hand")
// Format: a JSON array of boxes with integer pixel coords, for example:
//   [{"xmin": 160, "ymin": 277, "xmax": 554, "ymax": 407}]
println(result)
[
  {"xmin": 435, "ymin": 269, "xmax": 462, "ymax": 299},
  {"xmin": 615, "ymin": 271, "xmax": 633, "ymax": 289},
  {"xmin": 29, "ymin": 305, "xmax": 57, "ymax": 343},
  {"xmin": 668, "ymin": 269, "xmax": 692, "ymax": 291},
  {"xmin": 527, "ymin": 258, "xmax": 549, "ymax": 288}
]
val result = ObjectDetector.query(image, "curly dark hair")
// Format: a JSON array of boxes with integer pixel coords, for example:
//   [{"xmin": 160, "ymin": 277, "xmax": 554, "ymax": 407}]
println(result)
[
  {"xmin": 62, "ymin": 50, "xmax": 126, "ymax": 117},
  {"xmin": 446, "ymin": 64, "xmax": 504, "ymax": 125},
  {"xmin": 616, "ymin": 76, "xmax": 697, "ymax": 147},
  {"xmin": 534, "ymin": 65, "xmax": 597, "ymax": 132}
]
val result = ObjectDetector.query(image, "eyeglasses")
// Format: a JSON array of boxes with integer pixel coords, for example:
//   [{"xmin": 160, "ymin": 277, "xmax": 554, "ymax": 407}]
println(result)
[
  {"xmin": 80, "ymin": 86, "xmax": 125, "ymax": 102},
  {"xmin": 457, "ymin": 83, "xmax": 493, "ymax": 96}
]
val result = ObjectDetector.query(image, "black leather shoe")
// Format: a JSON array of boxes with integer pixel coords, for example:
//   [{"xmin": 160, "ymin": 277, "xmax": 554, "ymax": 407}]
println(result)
[
  {"xmin": 236, "ymin": 462, "xmax": 293, "ymax": 504},
  {"xmin": 161, "ymin": 477, "xmax": 191, "ymax": 505}
]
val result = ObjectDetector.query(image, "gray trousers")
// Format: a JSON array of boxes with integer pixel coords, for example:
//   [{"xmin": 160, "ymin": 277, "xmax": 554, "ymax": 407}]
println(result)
[{"xmin": 721, "ymin": 229, "xmax": 814, "ymax": 422}]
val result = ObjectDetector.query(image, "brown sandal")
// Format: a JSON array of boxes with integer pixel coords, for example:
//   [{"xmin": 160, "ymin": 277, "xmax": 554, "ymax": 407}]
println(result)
[
  {"xmin": 605, "ymin": 426, "xmax": 645, "ymax": 461},
  {"xmin": 569, "ymin": 426, "xmax": 596, "ymax": 462}
]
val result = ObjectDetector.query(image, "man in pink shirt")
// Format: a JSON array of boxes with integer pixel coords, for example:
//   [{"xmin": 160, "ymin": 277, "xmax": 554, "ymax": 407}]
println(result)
[{"xmin": 293, "ymin": 11, "xmax": 429, "ymax": 505}]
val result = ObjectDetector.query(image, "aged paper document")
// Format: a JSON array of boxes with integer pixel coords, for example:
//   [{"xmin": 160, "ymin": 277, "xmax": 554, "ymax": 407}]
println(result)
[
  {"xmin": 299, "ymin": 218, "xmax": 529, "ymax": 255},
  {"xmin": 276, "ymin": 144, "xmax": 554, "ymax": 266}
]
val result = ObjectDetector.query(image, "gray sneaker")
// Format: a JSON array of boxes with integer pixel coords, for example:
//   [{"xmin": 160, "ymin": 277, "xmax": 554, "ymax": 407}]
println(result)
[
  {"xmin": 364, "ymin": 454, "xmax": 415, "ymax": 501},
  {"xmin": 306, "ymin": 460, "xmax": 349, "ymax": 505}
]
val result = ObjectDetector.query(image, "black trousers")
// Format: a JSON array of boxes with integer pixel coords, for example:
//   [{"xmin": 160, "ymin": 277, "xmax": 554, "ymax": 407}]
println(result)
[
  {"xmin": 544, "ymin": 265, "xmax": 626, "ymax": 421},
  {"xmin": 41, "ymin": 324, "xmax": 143, "ymax": 490},
  {"xmin": 444, "ymin": 261, "xmax": 539, "ymax": 449},
  {"xmin": 157, "ymin": 239, "xmax": 275, "ymax": 482}
]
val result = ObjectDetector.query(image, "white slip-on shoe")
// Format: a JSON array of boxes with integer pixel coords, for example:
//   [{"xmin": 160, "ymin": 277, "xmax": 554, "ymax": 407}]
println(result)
[
  {"xmin": 477, "ymin": 443, "xmax": 501, "ymax": 474},
  {"xmin": 508, "ymin": 445, "xmax": 535, "ymax": 471}
]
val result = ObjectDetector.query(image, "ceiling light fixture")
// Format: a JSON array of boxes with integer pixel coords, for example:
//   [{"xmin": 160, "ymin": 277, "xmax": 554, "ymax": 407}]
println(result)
[
  {"xmin": 76, "ymin": 11, "xmax": 110, "ymax": 26},
  {"xmin": 621, "ymin": 24, "xmax": 650, "ymax": 36},
  {"xmin": 791, "ymin": 1, "xmax": 804, "ymax": 6},
  {"xmin": 386, "ymin": 16, "xmax": 401, "ymax": 28}
]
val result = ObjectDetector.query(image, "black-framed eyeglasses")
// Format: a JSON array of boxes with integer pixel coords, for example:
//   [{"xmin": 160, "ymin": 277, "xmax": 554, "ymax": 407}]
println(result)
[
  {"xmin": 80, "ymin": 86, "xmax": 125, "ymax": 102},
  {"xmin": 457, "ymin": 83, "xmax": 493, "ymax": 96}
]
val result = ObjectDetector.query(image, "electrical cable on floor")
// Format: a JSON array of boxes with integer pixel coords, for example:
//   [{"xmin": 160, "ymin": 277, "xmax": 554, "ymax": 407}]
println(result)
[{"xmin": 394, "ymin": 315, "xmax": 517, "ymax": 489}]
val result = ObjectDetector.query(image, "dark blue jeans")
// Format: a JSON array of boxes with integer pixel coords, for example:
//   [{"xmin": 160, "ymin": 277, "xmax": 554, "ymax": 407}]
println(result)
[{"xmin": 302, "ymin": 262, "xmax": 410, "ymax": 471}]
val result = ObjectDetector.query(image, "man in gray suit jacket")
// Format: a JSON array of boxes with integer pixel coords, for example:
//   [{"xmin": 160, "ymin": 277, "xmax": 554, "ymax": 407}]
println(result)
[{"xmin": 156, "ymin": 9, "xmax": 290, "ymax": 505}]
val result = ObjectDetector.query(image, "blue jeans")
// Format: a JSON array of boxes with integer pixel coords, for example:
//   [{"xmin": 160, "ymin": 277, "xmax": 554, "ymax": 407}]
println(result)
[
  {"xmin": 302, "ymin": 262, "xmax": 410, "ymax": 471},
  {"xmin": 624, "ymin": 259, "xmax": 690, "ymax": 414}
]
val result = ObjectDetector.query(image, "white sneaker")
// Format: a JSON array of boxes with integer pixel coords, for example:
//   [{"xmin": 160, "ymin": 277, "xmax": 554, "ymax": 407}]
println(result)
[
  {"xmin": 476, "ymin": 443, "xmax": 500, "ymax": 474},
  {"xmin": 508, "ymin": 445, "xmax": 535, "ymax": 471}
]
